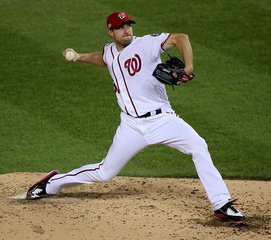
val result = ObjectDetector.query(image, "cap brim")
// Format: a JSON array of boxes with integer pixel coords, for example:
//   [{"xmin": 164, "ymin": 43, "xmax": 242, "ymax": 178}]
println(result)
[{"xmin": 126, "ymin": 20, "xmax": 136, "ymax": 24}]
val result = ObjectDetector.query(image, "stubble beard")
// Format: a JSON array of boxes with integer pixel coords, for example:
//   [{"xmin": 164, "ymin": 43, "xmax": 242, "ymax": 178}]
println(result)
[{"xmin": 120, "ymin": 35, "xmax": 133, "ymax": 48}]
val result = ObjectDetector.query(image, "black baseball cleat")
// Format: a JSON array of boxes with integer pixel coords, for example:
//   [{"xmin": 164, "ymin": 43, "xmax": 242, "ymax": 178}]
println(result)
[
  {"xmin": 214, "ymin": 199, "xmax": 246, "ymax": 223},
  {"xmin": 26, "ymin": 170, "xmax": 60, "ymax": 200}
]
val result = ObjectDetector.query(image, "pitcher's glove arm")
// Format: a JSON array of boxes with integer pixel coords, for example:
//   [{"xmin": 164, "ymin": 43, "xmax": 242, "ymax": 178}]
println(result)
[{"xmin": 152, "ymin": 56, "xmax": 195, "ymax": 86}]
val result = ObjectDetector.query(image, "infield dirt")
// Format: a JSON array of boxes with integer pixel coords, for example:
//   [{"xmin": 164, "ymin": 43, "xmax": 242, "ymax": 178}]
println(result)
[{"xmin": 0, "ymin": 173, "xmax": 270, "ymax": 240}]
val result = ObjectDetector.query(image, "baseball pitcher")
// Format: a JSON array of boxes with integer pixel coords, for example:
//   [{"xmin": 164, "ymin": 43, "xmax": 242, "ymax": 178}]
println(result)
[{"xmin": 26, "ymin": 12, "xmax": 246, "ymax": 223}]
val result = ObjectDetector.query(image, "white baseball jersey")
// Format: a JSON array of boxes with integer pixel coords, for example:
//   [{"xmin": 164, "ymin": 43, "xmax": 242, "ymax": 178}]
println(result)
[{"xmin": 103, "ymin": 33, "xmax": 172, "ymax": 117}]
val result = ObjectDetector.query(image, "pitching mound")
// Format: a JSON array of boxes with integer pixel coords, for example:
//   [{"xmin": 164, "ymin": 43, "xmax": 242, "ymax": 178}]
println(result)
[{"xmin": 0, "ymin": 173, "xmax": 270, "ymax": 240}]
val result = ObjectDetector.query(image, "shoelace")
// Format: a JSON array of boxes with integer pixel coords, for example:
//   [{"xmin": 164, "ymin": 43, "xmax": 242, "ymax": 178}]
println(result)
[
  {"xmin": 224, "ymin": 199, "xmax": 239, "ymax": 213},
  {"xmin": 228, "ymin": 205, "xmax": 239, "ymax": 213}
]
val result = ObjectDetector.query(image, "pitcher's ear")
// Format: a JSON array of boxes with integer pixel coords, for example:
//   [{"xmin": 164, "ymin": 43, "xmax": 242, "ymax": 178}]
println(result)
[{"xmin": 107, "ymin": 28, "xmax": 114, "ymax": 38}]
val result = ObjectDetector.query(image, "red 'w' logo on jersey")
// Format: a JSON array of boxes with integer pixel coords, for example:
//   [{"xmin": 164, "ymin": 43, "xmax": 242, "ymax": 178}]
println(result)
[{"xmin": 124, "ymin": 54, "xmax": 142, "ymax": 76}]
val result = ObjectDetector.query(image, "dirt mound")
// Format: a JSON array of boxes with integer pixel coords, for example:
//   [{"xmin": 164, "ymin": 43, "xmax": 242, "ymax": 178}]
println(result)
[{"xmin": 0, "ymin": 173, "xmax": 270, "ymax": 240}]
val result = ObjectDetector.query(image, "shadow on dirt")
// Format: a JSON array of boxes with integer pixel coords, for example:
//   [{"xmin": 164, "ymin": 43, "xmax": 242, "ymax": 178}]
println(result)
[{"xmin": 196, "ymin": 215, "xmax": 271, "ymax": 236}]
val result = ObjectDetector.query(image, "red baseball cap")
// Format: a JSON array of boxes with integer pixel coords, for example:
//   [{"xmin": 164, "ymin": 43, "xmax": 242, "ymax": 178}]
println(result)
[{"xmin": 107, "ymin": 12, "xmax": 136, "ymax": 29}]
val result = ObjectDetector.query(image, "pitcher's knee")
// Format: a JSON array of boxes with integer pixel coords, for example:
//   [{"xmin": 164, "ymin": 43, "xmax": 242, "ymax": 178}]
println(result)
[
  {"xmin": 190, "ymin": 136, "xmax": 209, "ymax": 153},
  {"xmin": 100, "ymin": 173, "xmax": 115, "ymax": 182},
  {"xmin": 198, "ymin": 137, "xmax": 208, "ymax": 149},
  {"xmin": 97, "ymin": 169, "xmax": 118, "ymax": 182}
]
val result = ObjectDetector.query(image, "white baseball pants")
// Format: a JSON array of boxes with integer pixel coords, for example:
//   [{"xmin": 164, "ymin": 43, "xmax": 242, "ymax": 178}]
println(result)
[{"xmin": 46, "ymin": 111, "xmax": 231, "ymax": 210}]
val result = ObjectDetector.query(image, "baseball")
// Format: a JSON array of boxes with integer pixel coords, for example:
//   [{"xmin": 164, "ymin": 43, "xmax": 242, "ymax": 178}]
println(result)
[{"xmin": 65, "ymin": 50, "xmax": 75, "ymax": 61}]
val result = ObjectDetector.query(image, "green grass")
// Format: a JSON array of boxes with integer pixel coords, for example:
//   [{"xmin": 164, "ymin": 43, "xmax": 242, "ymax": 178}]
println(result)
[{"xmin": 0, "ymin": 0, "xmax": 270, "ymax": 179}]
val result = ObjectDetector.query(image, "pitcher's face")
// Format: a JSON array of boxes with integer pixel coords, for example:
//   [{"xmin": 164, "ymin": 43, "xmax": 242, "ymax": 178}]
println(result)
[{"xmin": 108, "ymin": 23, "xmax": 133, "ymax": 50}]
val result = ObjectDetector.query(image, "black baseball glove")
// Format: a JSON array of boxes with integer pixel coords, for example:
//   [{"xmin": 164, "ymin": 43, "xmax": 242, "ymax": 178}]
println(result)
[{"xmin": 152, "ymin": 55, "xmax": 195, "ymax": 87}]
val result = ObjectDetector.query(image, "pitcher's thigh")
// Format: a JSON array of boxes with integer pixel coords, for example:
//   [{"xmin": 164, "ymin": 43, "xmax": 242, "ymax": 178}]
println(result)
[
  {"xmin": 156, "ymin": 115, "xmax": 208, "ymax": 155},
  {"xmin": 101, "ymin": 122, "xmax": 148, "ymax": 179}
]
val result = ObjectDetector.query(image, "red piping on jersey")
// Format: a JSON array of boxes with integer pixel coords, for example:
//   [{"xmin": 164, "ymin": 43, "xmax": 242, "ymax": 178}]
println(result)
[
  {"xmin": 110, "ymin": 45, "xmax": 121, "ymax": 94},
  {"xmin": 110, "ymin": 45, "xmax": 115, "ymax": 59},
  {"xmin": 161, "ymin": 33, "xmax": 172, "ymax": 51},
  {"xmin": 111, "ymin": 65, "xmax": 120, "ymax": 94},
  {"xmin": 125, "ymin": 106, "xmax": 129, "ymax": 114},
  {"xmin": 49, "ymin": 162, "xmax": 104, "ymax": 182},
  {"xmin": 117, "ymin": 54, "xmax": 139, "ymax": 117}
]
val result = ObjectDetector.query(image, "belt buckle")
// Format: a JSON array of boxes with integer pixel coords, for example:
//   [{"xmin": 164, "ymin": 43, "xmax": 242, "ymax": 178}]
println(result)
[{"xmin": 150, "ymin": 110, "xmax": 157, "ymax": 117}]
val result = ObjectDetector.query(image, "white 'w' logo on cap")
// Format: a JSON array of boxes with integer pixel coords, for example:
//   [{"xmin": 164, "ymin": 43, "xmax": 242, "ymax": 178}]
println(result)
[{"xmin": 118, "ymin": 13, "xmax": 126, "ymax": 19}]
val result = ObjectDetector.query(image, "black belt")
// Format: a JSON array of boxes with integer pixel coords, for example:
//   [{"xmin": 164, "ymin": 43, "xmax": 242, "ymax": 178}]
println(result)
[{"xmin": 137, "ymin": 109, "xmax": 162, "ymax": 118}]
